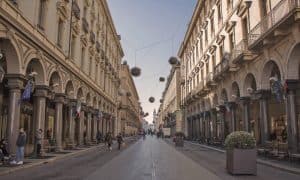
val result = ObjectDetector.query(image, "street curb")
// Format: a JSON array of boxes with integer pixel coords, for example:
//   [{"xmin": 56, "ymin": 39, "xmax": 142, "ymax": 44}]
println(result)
[
  {"xmin": 0, "ymin": 144, "xmax": 105, "ymax": 176},
  {"xmin": 186, "ymin": 141, "xmax": 300, "ymax": 175}
]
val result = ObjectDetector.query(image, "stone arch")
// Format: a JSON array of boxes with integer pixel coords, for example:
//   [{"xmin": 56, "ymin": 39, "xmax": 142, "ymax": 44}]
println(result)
[
  {"xmin": 49, "ymin": 71, "xmax": 63, "ymax": 93},
  {"xmin": 25, "ymin": 58, "xmax": 46, "ymax": 85},
  {"xmin": 0, "ymin": 28, "xmax": 22, "ymax": 74},
  {"xmin": 65, "ymin": 80, "xmax": 75, "ymax": 99},
  {"xmin": 261, "ymin": 60, "xmax": 283, "ymax": 89},
  {"xmin": 243, "ymin": 73, "xmax": 257, "ymax": 96},
  {"xmin": 231, "ymin": 82, "xmax": 240, "ymax": 101},
  {"xmin": 287, "ymin": 43, "xmax": 300, "ymax": 79}
]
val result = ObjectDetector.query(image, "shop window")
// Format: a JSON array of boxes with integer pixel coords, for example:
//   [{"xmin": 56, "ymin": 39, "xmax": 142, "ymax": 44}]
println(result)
[{"xmin": 37, "ymin": 0, "xmax": 47, "ymax": 30}]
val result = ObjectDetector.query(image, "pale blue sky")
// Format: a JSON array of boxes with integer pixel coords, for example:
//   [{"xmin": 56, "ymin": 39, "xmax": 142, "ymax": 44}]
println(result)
[{"xmin": 107, "ymin": 0, "xmax": 197, "ymax": 123}]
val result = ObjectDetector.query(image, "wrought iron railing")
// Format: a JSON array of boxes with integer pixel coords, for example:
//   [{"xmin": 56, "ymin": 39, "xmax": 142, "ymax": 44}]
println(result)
[
  {"xmin": 232, "ymin": 39, "xmax": 248, "ymax": 60},
  {"xmin": 248, "ymin": 0, "xmax": 300, "ymax": 46},
  {"xmin": 214, "ymin": 58, "xmax": 229, "ymax": 77}
]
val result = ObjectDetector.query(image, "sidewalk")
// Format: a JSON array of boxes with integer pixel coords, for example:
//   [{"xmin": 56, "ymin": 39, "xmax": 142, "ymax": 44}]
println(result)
[
  {"xmin": 185, "ymin": 140, "xmax": 300, "ymax": 175},
  {"xmin": 0, "ymin": 143, "xmax": 106, "ymax": 176}
]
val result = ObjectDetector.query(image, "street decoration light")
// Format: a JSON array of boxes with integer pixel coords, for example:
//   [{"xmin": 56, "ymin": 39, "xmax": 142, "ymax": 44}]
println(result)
[
  {"xmin": 159, "ymin": 77, "xmax": 165, "ymax": 82},
  {"xmin": 131, "ymin": 66, "xmax": 141, "ymax": 77},
  {"xmin": 168, "ymin": 56, "xmax": 179, "ymax": 65},
  {"xmin": 149, "ymin": 97, "xmax": 155, "ymax": 103}
]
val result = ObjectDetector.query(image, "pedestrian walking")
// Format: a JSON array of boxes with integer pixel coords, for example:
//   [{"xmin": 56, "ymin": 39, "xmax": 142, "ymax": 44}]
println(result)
[
  {"xmin": 105, "ymin": 132, "xmax": 113, "ymax": 151},
  {"xmin": 96, "ymin": 131, "xmax": 102, "ymax": 144},
  {"xmin": 116, "ymin": 133, "xmax": 123, "ymax": 150},
  {"xmin": 35, "ymin": 129, "xmax": 43, "ymax": 156},
  {"xmin": 13, "ymin": 128, "xmax": 26, "ymax": 165}
]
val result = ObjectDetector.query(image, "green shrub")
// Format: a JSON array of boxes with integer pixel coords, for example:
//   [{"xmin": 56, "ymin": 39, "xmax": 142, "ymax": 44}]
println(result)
[{"xmin": 225, "ymin": 131, "xmax": 256, "ymax": 150}]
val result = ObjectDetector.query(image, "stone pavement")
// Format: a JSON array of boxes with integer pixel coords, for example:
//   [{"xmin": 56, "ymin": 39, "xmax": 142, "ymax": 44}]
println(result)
[
  {"xmin": 86, "ymin": 136, "xmax": 221, "ymax": 180},
  {"xmin": 0, "ymin": 143, "xmax": 106, "ymax": 176},
  {"xmin": 185, "ymin": 140, "xmax": 300, "ymax": 175}
]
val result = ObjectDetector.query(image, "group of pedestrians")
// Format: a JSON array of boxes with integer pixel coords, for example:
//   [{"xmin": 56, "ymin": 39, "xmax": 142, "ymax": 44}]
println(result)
[{"xmin": 0, "ymin": 129, "xmax": 125, "ymax": 166}]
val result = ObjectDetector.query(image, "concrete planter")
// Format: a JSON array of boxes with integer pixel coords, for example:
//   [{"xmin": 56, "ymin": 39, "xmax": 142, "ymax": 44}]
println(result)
[{"xmin": 226, "ymin": 148, "xmax": 257, "ymax": 175}]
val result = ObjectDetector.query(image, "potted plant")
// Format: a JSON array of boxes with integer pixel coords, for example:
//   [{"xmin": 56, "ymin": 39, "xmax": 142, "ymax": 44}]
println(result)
[
  {"xmin": 174, "ymin": 132, "xmax": 185, "ymax": 147},
  {"xmin": 225, "ymin": 131, "xmax": 257, "ymax": 175}
]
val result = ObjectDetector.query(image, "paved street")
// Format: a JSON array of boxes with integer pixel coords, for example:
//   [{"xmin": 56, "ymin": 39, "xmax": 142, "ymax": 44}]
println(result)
[{"xmin": 2, "ymin": 136, "xmax": 300, "ymax": 180}]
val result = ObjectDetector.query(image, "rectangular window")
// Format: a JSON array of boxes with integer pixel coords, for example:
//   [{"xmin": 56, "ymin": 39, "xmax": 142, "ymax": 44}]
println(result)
[
  {"xmin": 229, "ymin": 31, "xmax": 235, "ymax": 52},
  {"xmin": 217, "ymin": 3, "xmax": 223, "ymax": 25},
  {"xmin": 219, "ymin": 44, "xmax": 224, "ymax": 60},
  {"xmin": 81, "ymin": 48, "xmax": 85, "ymax": 70},
  {"xmin": 227, "ymin": 0, "xmax": 233, "ymax": 13},
  {"xmin": 57, "ymin": 19, "xmax": 64, "ymax": 48},
  {"xmin": 205, "ymin": 28, "xmax": 208, "ymax": 45},
  {"xmin": 206, "ymin": 62, "xmax": 209, "ymax": 75},
  {"xmin": 89, "ymin": 58, "xmax": 92, "ymax": 76},
  {"xmin": 38, "ymin": 0, "xmax": 46, "ymax": 30},
  {"xmin": 242, "ymin": 17, "xmax": 249, "ymax": 40},
  {"xmin": 71, "ymin": 35, "xmax": 76, "ymax": 59},
  {"xmin": 210, "ymin": 17, "xmax": 215, "ymax": 38}
]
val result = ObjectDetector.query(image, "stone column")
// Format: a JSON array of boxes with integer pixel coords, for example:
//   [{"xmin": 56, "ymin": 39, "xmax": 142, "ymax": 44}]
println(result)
[
  {"xmin": 67, "ymin": 99, "xmax": 76, "ymax": 147},
  {"xmin": 32, "ymin": 86, "xmax": 48, "ymax": 155},
  {"xmin": 199, "ymin": 114, "xmax": 203, "ymax": 138},
  {"xmin": 217, "ymin": 105, "xmax": 226, "ymax": 141},
  {"xmin": 256, "ymin": 90, "xmax": 270, "ymax": 146},
  {"xmin": 92, "ymin": 112, "xmax": 98, "ymax": 141},
  {"xmin": 6, "ymin": 76, "xmax": 23, "ymax": 154},
  {"xmin": 86, "ymin": 108, "xmax": 92, "ymax": 144},
  {"xmin": 240, "ymin": 97, "xmax": 251, "ymax": 132},
  {"xmin": 228, "ymin": 102, "xmax": 237, "ymax": 132},
  {"xmin": 54, "ymin": 94, "xmax": 65, "ymax": 151},
  {"xmin": 211, "ymin": 108, "xmax": 217, "ymax": 138},
  {"xmin": 78, "ymin": 104, "xmax": 86, "ymax": 146},
  {"xmin": 285, "ymin": 80, "xmax": 299, "ymax": 153}
]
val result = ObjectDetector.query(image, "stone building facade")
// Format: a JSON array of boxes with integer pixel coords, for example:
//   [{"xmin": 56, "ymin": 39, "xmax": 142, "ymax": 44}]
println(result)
[
  {"xmin": 179, "ymin": 0, "xmax": 300, "ymax": 153},
  {"xmin": 118, "ymin": 63, "xmax": 141, "ymax": 136},
  {"xmin": 0, "ymin": 0, "xmax": 123, "ymax": 155},
  {"xmin": 158, "ymin": 65, "xmax": 182, "ymax": 136}
]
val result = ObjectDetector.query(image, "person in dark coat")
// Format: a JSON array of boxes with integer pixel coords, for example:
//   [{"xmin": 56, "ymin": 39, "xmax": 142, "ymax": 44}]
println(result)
[
  {"xmin": 35, "ymin": 129, "xmax": 43, "ymax": 156},
  {"xmin": 116, "ymin": 133, "xmax": 123, "ymax": 150},
  {"xmin": 105, "ymin": 132, "xmax": 113, "ymax": 151},
  {"xmin": 96, "ymin": 131, "xmax": 102, "ymax": 144},
  {"xmin": 15, "ymin": 128, "xmax": 26, "ymax": 165},
  {"xmin": 0, "ymin": 139, "xmax": 9, "ymax": 162}
]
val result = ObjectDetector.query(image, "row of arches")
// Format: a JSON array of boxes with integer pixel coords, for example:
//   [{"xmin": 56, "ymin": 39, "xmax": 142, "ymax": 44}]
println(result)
[{"xmin": 186, "ymin": 42, "xmax": 300, "ymax": 153}]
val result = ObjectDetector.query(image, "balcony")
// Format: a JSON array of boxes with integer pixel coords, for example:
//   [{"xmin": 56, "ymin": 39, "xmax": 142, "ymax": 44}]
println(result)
[
  {"xmin": 82, "ymin": 17, "xmax": 89, "ymax": 33},
  {"xmin": 231, "ymin": 39, "xmax": 256, "ymax": 64},
  {"xmin": 195, "ymin": 81, "xmax": 205, "ymax": 96},
  {"xmin": 213, "ymin": 58, "xmax": 229, "ymax": 80},
  {"xmin": 248, "ymin": 0, "xmax": 300, "ymax": 49},
  {"xmin": 205, "ymin": 72, "xmax": 216, "ymax": 87}
]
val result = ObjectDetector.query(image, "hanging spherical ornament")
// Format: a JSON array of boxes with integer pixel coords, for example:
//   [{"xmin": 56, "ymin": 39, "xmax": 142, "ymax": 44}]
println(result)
[
  {"xmin": 122, "ymin": 60, "xmax": 128, "ymax": 65},
  {"xmin": 144, "ymin": 112, "xmax": 149, "ymax": 117},
  {"xmin": 126, "ymin": 92, "xmax": 132, "ymax": 97},
  {"xmin": 131, "ymin": 66, "xmax": 141, "ymax": 77},
  {"xmin": 160, "ymin": 99, "xmax": 163, "ymax": 103},
  {"xmin": 149, "ymin": 97, "xmax": 155, "ymax": 103},
  {"xmin": 168, "ymin": 56, "xmax": 179, "ymax": 65},
  {"xmin": 159, "ymin": 77, "xmax": 165, "ymax": 82}
]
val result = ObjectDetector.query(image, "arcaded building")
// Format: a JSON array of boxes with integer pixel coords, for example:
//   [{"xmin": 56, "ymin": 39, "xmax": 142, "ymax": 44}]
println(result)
[
  {"xmin": 179, "ymin": 0, "xmax": 300, "ymax": 153},
  {"xmin": 0, "ymin": 0, "xmax": 123, "ymax": 154},
  {"xmin": 118, "ymin": 63, "xmax": 141, "ymax": 136}
]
